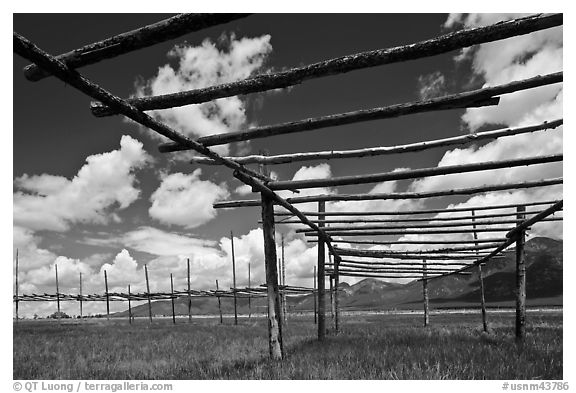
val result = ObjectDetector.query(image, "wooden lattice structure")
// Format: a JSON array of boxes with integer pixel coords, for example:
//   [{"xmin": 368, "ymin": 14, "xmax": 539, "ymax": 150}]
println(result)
[{"xmin": 14, "ymin": 13, "xmax": 563, "ymax": 360}]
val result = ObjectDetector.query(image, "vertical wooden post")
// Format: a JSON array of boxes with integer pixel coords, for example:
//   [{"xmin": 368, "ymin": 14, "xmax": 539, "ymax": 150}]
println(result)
[
  {"xmin": 281, "ymin": 235, "xmax": 287, "ymax": 322},
  {"xmin": 15, "ymin": 249, "xmax": 19, "ymax": 323},
  {"xmin": 516, "ymin": 206, "xmax": 527, "ymax": 340},
  {"xmin": 170, "ymin": 273, "xmax": 176, "ymax": 324},
  {"xmin": 313, "ymin": 265, "xmax": 317, "ymax": 324},
  {"xmin": 230, "ymin": 231, "xmax": 238, "ymax": 326},
  {"xmin": 423, "ymin": 259, "xmax": 429, "ymax": 327},
  {"xmin": 187, "ymin": 258, "xmax": 192, "ymax": 323},
  {"xmin": 248, "ymin": 263, "xmax": 252, "ymax": 319},
  {"xmin": 55, "ymin": 264, "xmax": 61, "ymax": 322},
  {"xmin": 472, "ymin": 209, "xmax": 488, "ymax": 332},
  {"xmin": 261, "ymin": 192, "xmax": 284, "ymax": 360},
  {"xmin": 128, "ymin": 285, "xmax": 132, "ymax": 324},
  {"xmin": 317, "ymin": 201, "xmax": 326, "ymax": 341},
  {"xmin": 334, "ymin": 256, "xmax": 340, "ymax": 334},
  {"xmin": 104, "ymin": 270, "xmax": 110, "ymax": 321},
  {"xmin": 216, "ymin": 279, "xmax": 223, "ymax": 324},
  {"xmin": 145, "ymin": 264, "xmax": 153, "ymax": 324},
  {"xmin": 329, "ymin": 275, "xmax": 334, "ymax": 320},
  {"xmin": 79, "ymin": 272, "xmax": 83, "ymax": 320}
]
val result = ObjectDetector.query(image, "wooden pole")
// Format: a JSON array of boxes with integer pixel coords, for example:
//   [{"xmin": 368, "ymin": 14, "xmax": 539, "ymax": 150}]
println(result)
[
  {"xmin": 248, "ymin": 263, "xmax": 252, "ymax": 319},
  {"xmin": 187, "ymin": 258, "xmax": 192, "ymax": 323},
  {"xmin": 170, "ymin": 273, "xmax": 176, "ymax": 325},
  {"xmin": 516, "ymin": 206, "xmax": 527, "ymax": 340},
  {"xmin": 145, "ymin": 264, "xmax": 152, "ymax": 324},
  {"xmin": 334, "ymin": 256, "xmax": 340, "ymax": 334},
  {"xmin": 230, "ymin": 231, "xmax": 238, "ymax": 326},
  {"xmin": 79, "ymin": 272, "xmax": 83, "ymax": 320},
  {"xmin": 423, "ymin": 259, "xmax": 429, "ymax": 327},
  {"xmin": 104, "ymin": 270, "xmax": 110, "ymax": 321},
  {"xmin": 313, "ymin": 265, "xmax": 317, "ymax": 324},
  {"xmin": 216, "ymin": 280, "xmax": 223, "ymax": 324},
  {"xmin": 128, "ymin": 285, "xmax": 132, "ymax": 324},
  {"xmin": 282, "ymin": 235, "xmax": 287, "ymax": 322},
  {"xmin": 317, "ymin": 201, "xmax": 326, "ymax": 341},
  {"xmin": 472, "ymin": 210, "xmax": 488, "ymax": 332},
  {"xmin": 329, "ymin": 275, "xmax": 334, "ymax": 320},
  {"xmin": 55, "ymin": 264, "xmax": 61, "ymax": 321},
  {"xmin": 261, "ymin": 192, "xmax": 284, "ymax": 359},
  {"xmin": 15, "ymin": 249, "xmax": 19, "ymax": 322}
]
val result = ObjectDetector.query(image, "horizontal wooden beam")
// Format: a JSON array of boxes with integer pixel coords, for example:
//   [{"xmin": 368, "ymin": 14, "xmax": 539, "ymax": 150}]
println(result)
[
  {"xmin": 270, "ymin": 154, "xmax": 562, "ymax": 190},
  {"xmin": 160, "ymin": 72, "xmax": 560, "ymax": 149},
  {"xmin": 337, "ymin": 259, "xmax": 471, "ymax": 267},
  {"xmin": 315, "ymin": 239, "xmax": 508, "ymax": 246},
  {"xmin": 296, "ymin": 216, "xmax": 561, "ymax": 233},
  {"xmin": 333, "ymin": 272, "xmax": 470, "ymax": 279},
  {"xmin": 92, "ymin": 13, "xmax": 562, "ymax": 117},
  {"xmin": 23, "ymin": 14, "xmax": 251, "ymax": 82},
  {"xmin": 305, "ymin": 227, "xmax": 516, "ymax": 237},
  {"xmin": 189, "ymin": 119, "xmax": 562, "ymax": 165},
  {"xmin": 329, "ymin": 267, "xmax": 461, "ymax": 274},
  {"xmin": 215, "ymin": 179, "xmax": 562, "ymax": 208},
  {"xmin": 333, "ymin": 248, "xmax": 503, "ymax": 260}
]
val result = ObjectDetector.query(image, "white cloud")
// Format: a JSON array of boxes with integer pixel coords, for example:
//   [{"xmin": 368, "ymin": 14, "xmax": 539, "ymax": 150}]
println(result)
[
  {"xmin": 134, "ymin": 34, "xmax": 273, "ymax": 156},
  {"xmin": 149, "ymin": 169, "xmax": 230, "ymax": 228},
  {"xmin": 14, "ymin": 135, "xmax": 150, "ymax": 232}
]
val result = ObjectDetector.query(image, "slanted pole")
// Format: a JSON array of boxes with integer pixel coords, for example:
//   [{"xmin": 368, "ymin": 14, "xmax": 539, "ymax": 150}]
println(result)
[
  {"xmin": 79, "ymin": 272, "xmax": 83, "ymax": 319},
  {"xmin": 187, "ymin": 258, "xmax": 192, "ymax": 322},
  {"xmin": 15, "ymin": 249, "xmax": 19, "ymax": 323},
  {"xmin": 55, "ymin": 264, "xmax": 61, "ymax": 322},
  {"xmin": 170, "ymin": 273, "xmax": 176, "ymax": 324},
  {"xmin": 261, "ymin": 192, "xmax": 284, "ymax": 360},
  {"xmin": 216, "ymin": 280, "xmax": 223, "ymax": 324},
  {"xmin": 317, "ymin": 201, "xmax": 327, "ymax": 341},
  {"xmin": 334, "ymin": 256, "xmax": 340, "ymax": 334},
  {"xmin": 472, "ymin": 210, "xmax": 488, "ymax": 332},
  {"xmin": 145, "ymin": 264, "xmax": 153, "ymax": 324},
  {"xmin": 128, "ymin": 285, "xmax": 132, "ymax": 324},
  {"xmin": 248, "ymin": 263, "xmax": 252, "ymax": 318},
  {"xmin": 313, "ymin": 265, "xmax": 317, "ymax": 324},
  {"xmin": 230, "ymin": 231, "xmax": 238, "ymax": 325},
  {"xmin": 515, "ymin": 206, "xmax": 527, "ymax": 340},
  {"xmin": 104, "ymin": 270, "xmax": 110, "ymax": 321},
  {"xmin": 423, "ymin": 259, "xmax": 429, "ymax": 327}
]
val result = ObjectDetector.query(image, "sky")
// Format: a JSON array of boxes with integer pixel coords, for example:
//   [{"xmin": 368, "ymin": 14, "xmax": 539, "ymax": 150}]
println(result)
[{"xmin": 12, "ymin": 13, "xmax": 563, "ymax": 317}]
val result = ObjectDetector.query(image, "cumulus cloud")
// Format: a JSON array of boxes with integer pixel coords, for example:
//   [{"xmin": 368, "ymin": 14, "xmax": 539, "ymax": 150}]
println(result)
[
  {"xmin": 14, "ymin": 135, "xmax": 150, "ymax": 232},
  {"xmin": 149, "ymin": 169, "xmax": 230, "ymax": 228},
  {"xmin": 134, "ymin": 34, "xmax": 273, "ymax": 156}
]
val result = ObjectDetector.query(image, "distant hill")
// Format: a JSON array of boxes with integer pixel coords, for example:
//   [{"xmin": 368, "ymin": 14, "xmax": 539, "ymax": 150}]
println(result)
[{"xmin": 113, "ymin": 237, "xmax": 562, "ymax": 317}]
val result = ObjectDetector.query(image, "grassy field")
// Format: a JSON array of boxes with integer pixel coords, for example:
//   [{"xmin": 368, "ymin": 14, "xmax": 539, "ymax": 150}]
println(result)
[{"xmin": 13, "ymin": 309, "xmax": 562, "ymax": 380}]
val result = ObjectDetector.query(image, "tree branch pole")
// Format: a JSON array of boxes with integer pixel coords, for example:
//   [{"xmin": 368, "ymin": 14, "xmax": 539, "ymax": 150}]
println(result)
[
  {"xmin": 261, "ymin": 192, "xmax": 284, "ymax": 360},
  {"xmin": 104, "ymin": 270, "xmax": 110, "ymax": 321},
  {"xmin": 515, "ymin": 206, "xmax": 527, "ymax": 341},
  {"xmin": 187, "ymin": 258, "xmax": 192, "ymax": 323},
  {"xmin": 423, "ymin": 259, "xmax": 429, "ymax": 327},
  {"xmin": 472, "ymin": 210, "xmax": 489, "ymax": 333},
  {"xmin": 170, "ymin": 273, "xmax": 176, "ymax": 324},
  {"xmin": 214, "ymin": 178, "xmax": 562, "ymax": 208},
  {"xmin": 216, "ymin": 280, "xmax": 223, "ymax": 324},
  {"xmin": 230, "ymin": 231, "xmax": 238, "ymax": 326},
  {"xmin": 317, "ymin": 201, "xmax": 327, "ymax": 341},
  {"xmin": 145, "ymin": 264, "xmax": 152, "ymax": 324},
  {"xmin": 334, "ymin": 256, "xmax": 341, "ymax": 334},
  {"xmin": 25, "ymin": 14, "xmax": 251, "ymax": 81},
  {"xmin": 96, "ymin": 13, "xmax": 562, "ymax": 116},
  {"xmin": 313, "ymin": 265, "xmax": 317, "ymax": 324},
  {"xmin": 128, "ymin": 285, "xmax": 132, "ymax": 324},
  {"xmin": 190, "ymin": 119, "xmax": 562, "ymax": 165}
]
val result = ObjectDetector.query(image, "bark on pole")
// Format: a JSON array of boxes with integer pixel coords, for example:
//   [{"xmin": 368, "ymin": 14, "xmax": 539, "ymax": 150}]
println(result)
[
  {"xmin": 216, "ymin": 280, "xmax": 223, "ymax": 324},
  {"xmin": 329, "ymin": 275, "xmax": 334, "ymax": 320},
  {"xmin": 313, "ymin": 265, "xmax": 317, "ymax": 324},
  {"xmin": 79, "ymin": 272, "xmax": 83, "ymax": 319},
  {"xmin": 334, "ymin": 256, "xmax": 340, "ymax": 334},
  {"xmin": 104, "ymin": 270, "xmax": 110, "ymax": 321},
  {"xmin": 145, "ymin": 264, "xmax": 153, "ymax": 324},
  {"xmin": 15, "ymin": 249, "xmax": 19, "ymax": 323},
  {"xmin": 128, "ymin": 285, "xmax": 132, "ymax": 324},
  {"xmin": 423, "ymin": 259, "xmax": 429, "ymax": 327},
  {"xmin": 516, "ymin": 206, "xmax": 527, "ymax": 340},
  {"xmin": 317, "ymin": 201, "xmax": 327, "ymax": 341},
  {"xmin": 261, "ymin": 192, "xmax": 284, "ymax": 360},
  {"xmin": 187, "ymin": 258, "xmax": 192, "ymax": 323},
  {"xmin": 472, "ymin": 210, "xmax": 488, "ymax": 332},
  {"xmin": 230, "ymin": 231, "xmax": 238, "ymax": 326},
  {"xmin": 170, "ymin": 273, "xmax": 176, "ymax": 325}
]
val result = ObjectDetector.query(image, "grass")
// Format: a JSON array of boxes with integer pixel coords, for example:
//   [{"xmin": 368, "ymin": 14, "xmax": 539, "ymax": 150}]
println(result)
[{"xmin": 13, "ymin": 309, "xmax": 562, "ymax": 379}]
